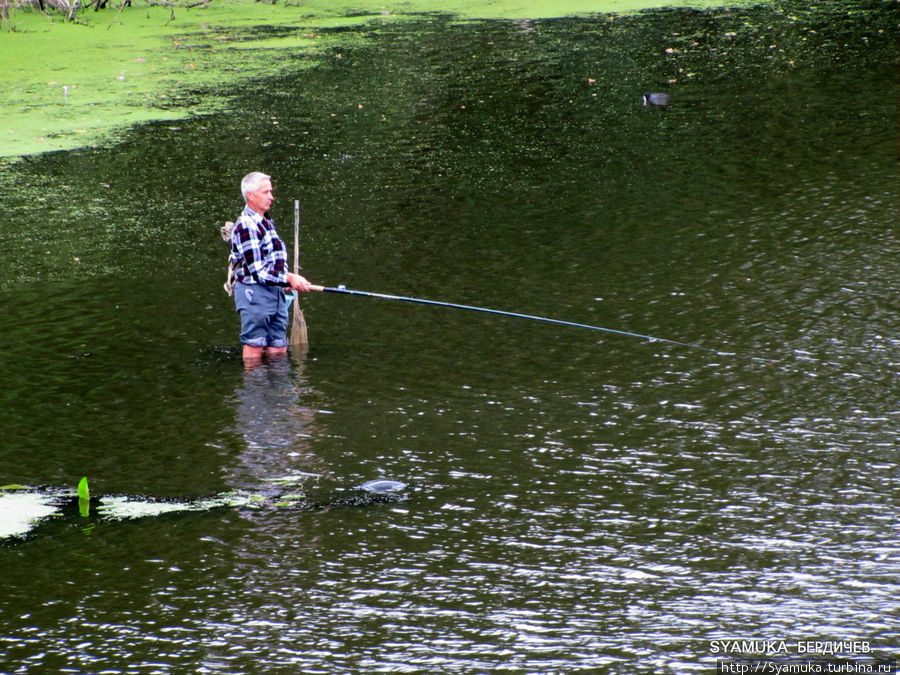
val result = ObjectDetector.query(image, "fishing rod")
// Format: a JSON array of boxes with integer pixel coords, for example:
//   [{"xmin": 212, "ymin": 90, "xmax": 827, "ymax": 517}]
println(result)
[{"xmin": 309, "ymin": 284, "xmax": 722, "ymax": 355}]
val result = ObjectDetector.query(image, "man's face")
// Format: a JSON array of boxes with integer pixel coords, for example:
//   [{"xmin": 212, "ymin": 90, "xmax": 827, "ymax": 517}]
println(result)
[{"xmin": 247, "ymin": 178, "xmax": 275, "ymax": 214}]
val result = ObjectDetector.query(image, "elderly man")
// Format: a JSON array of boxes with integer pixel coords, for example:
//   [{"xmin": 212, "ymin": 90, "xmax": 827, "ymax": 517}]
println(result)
[{"xmin": 230, "ymin": 172, "xmax": 314, "ymax": 364}]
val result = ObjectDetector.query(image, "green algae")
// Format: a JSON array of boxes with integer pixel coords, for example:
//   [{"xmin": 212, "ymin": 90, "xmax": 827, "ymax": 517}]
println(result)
[
  {"xmin": 0, "ymin": 491, "xmax": 61, "ymax": 538},
  {"xmin": 0, "ymin": 5, "xmax": 332, "ymax": 158},
  {"xmin": 95, "ymin": 492, "xmax": 261, "ymax": 519},
  {"xmin": 1, "ymin": 0, "xmax": 762, "ymax": 160}
]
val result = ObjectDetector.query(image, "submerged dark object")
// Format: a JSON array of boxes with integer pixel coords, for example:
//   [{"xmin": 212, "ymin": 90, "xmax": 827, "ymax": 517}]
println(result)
[
  {"xmin": 309, "ymin": 480, "xmax": 410, "ymax": 511},
  {"xmin": 2, "ymin": 479, "xmax": 414, "ymax": 541},
  {"xmin": 642, "ymin": 93, "xmax": 670, "ymax": 106}
]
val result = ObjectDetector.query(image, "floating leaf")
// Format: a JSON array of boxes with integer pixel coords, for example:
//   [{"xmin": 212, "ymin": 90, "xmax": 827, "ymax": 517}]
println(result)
[
  {"xmin": 274, "ymin": 492, "xmax": 307, "ymax": 507},
  {"xmin": 263, "ymin": 472, "xmax": 319, "ymax": 485}
]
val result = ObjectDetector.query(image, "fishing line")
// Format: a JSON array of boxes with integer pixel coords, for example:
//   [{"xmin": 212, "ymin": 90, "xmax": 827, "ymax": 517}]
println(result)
[{"xmin": 313, "ymin": 284, "xmax": 725, "ymax": 355}]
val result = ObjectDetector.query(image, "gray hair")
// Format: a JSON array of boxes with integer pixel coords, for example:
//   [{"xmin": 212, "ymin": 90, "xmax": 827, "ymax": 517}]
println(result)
[{"xmin": 241, "ymin": 172, "xmax": 271, "ymax": 201}]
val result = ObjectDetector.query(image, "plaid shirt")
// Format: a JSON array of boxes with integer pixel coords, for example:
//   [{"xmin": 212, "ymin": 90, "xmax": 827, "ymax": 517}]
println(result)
[{"xmin": 230, "ymin": 206, "xmax": 289, "ymax": 286}]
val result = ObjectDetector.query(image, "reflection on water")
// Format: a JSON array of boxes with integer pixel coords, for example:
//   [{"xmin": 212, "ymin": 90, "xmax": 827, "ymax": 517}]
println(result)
[
  {"xmin": 0, "ymin": 1, "xmax": 897, "ymax": 672},
  {"xmin": 227, "ymin": 355, "xmax": 325, "ymax": 487}
]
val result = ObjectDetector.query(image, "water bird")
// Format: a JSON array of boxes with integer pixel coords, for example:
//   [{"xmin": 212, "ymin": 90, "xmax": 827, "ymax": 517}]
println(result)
[{"xmin": 643, "ymin": 93, "xmax": 670, "ymax": 107}]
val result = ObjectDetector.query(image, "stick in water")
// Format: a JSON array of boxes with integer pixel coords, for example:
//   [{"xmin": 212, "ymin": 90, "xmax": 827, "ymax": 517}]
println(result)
[{"xmin": 289, "ymin": 200, "xmax": 309, "ymax": 347}]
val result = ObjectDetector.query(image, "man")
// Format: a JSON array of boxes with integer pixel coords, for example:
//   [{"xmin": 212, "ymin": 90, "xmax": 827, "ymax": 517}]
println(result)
[{"xmin": 230, "ymin": 172, "xmax": 314, "ymax": 364}]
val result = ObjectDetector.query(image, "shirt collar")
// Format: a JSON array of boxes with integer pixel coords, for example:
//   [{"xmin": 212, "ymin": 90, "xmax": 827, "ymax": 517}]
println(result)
[{"xmin": 242, "ymin": 205, "xmax": 271, "ymax": 224}]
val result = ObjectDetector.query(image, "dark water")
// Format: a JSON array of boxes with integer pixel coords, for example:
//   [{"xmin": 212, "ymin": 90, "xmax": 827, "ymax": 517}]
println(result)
[{"xmin": 1, "ymin": 1, "xmax": 898, "ymax": 672}]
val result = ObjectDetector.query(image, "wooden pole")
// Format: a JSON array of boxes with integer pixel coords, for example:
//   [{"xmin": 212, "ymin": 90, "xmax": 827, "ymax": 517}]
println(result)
[{"xmin": 289, "ymin": 199, "xmax": 309, "ymax": 349}]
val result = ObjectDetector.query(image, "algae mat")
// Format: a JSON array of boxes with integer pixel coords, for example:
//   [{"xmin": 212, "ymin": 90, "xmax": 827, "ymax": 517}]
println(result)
[{"xmin": 0, "ymin": 0, "xmax": 760, "ymax": 160}]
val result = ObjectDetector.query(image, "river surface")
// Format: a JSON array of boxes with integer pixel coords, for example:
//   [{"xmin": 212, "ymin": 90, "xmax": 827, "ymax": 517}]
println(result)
[{"xmin": 1, "ymin": 1, "xmax": 898, "ymax": 672}]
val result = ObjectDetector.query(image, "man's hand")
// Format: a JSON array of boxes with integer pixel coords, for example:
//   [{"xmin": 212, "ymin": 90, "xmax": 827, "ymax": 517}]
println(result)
[{"xmin": 287, "ymin": 273, "xmax": 314, "ymax": 293}]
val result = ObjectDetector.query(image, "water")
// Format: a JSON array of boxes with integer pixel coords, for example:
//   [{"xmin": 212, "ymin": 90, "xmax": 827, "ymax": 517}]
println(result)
[{"xmin": 1, "ymin": 1, "xmax": 898, "ymax": 672}]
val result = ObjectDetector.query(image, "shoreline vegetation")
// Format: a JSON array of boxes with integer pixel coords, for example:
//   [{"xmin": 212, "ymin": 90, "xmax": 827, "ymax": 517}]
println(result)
[{"xmin": 1, "ymin": 0, "xmax": 758, "ymax": 161}]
